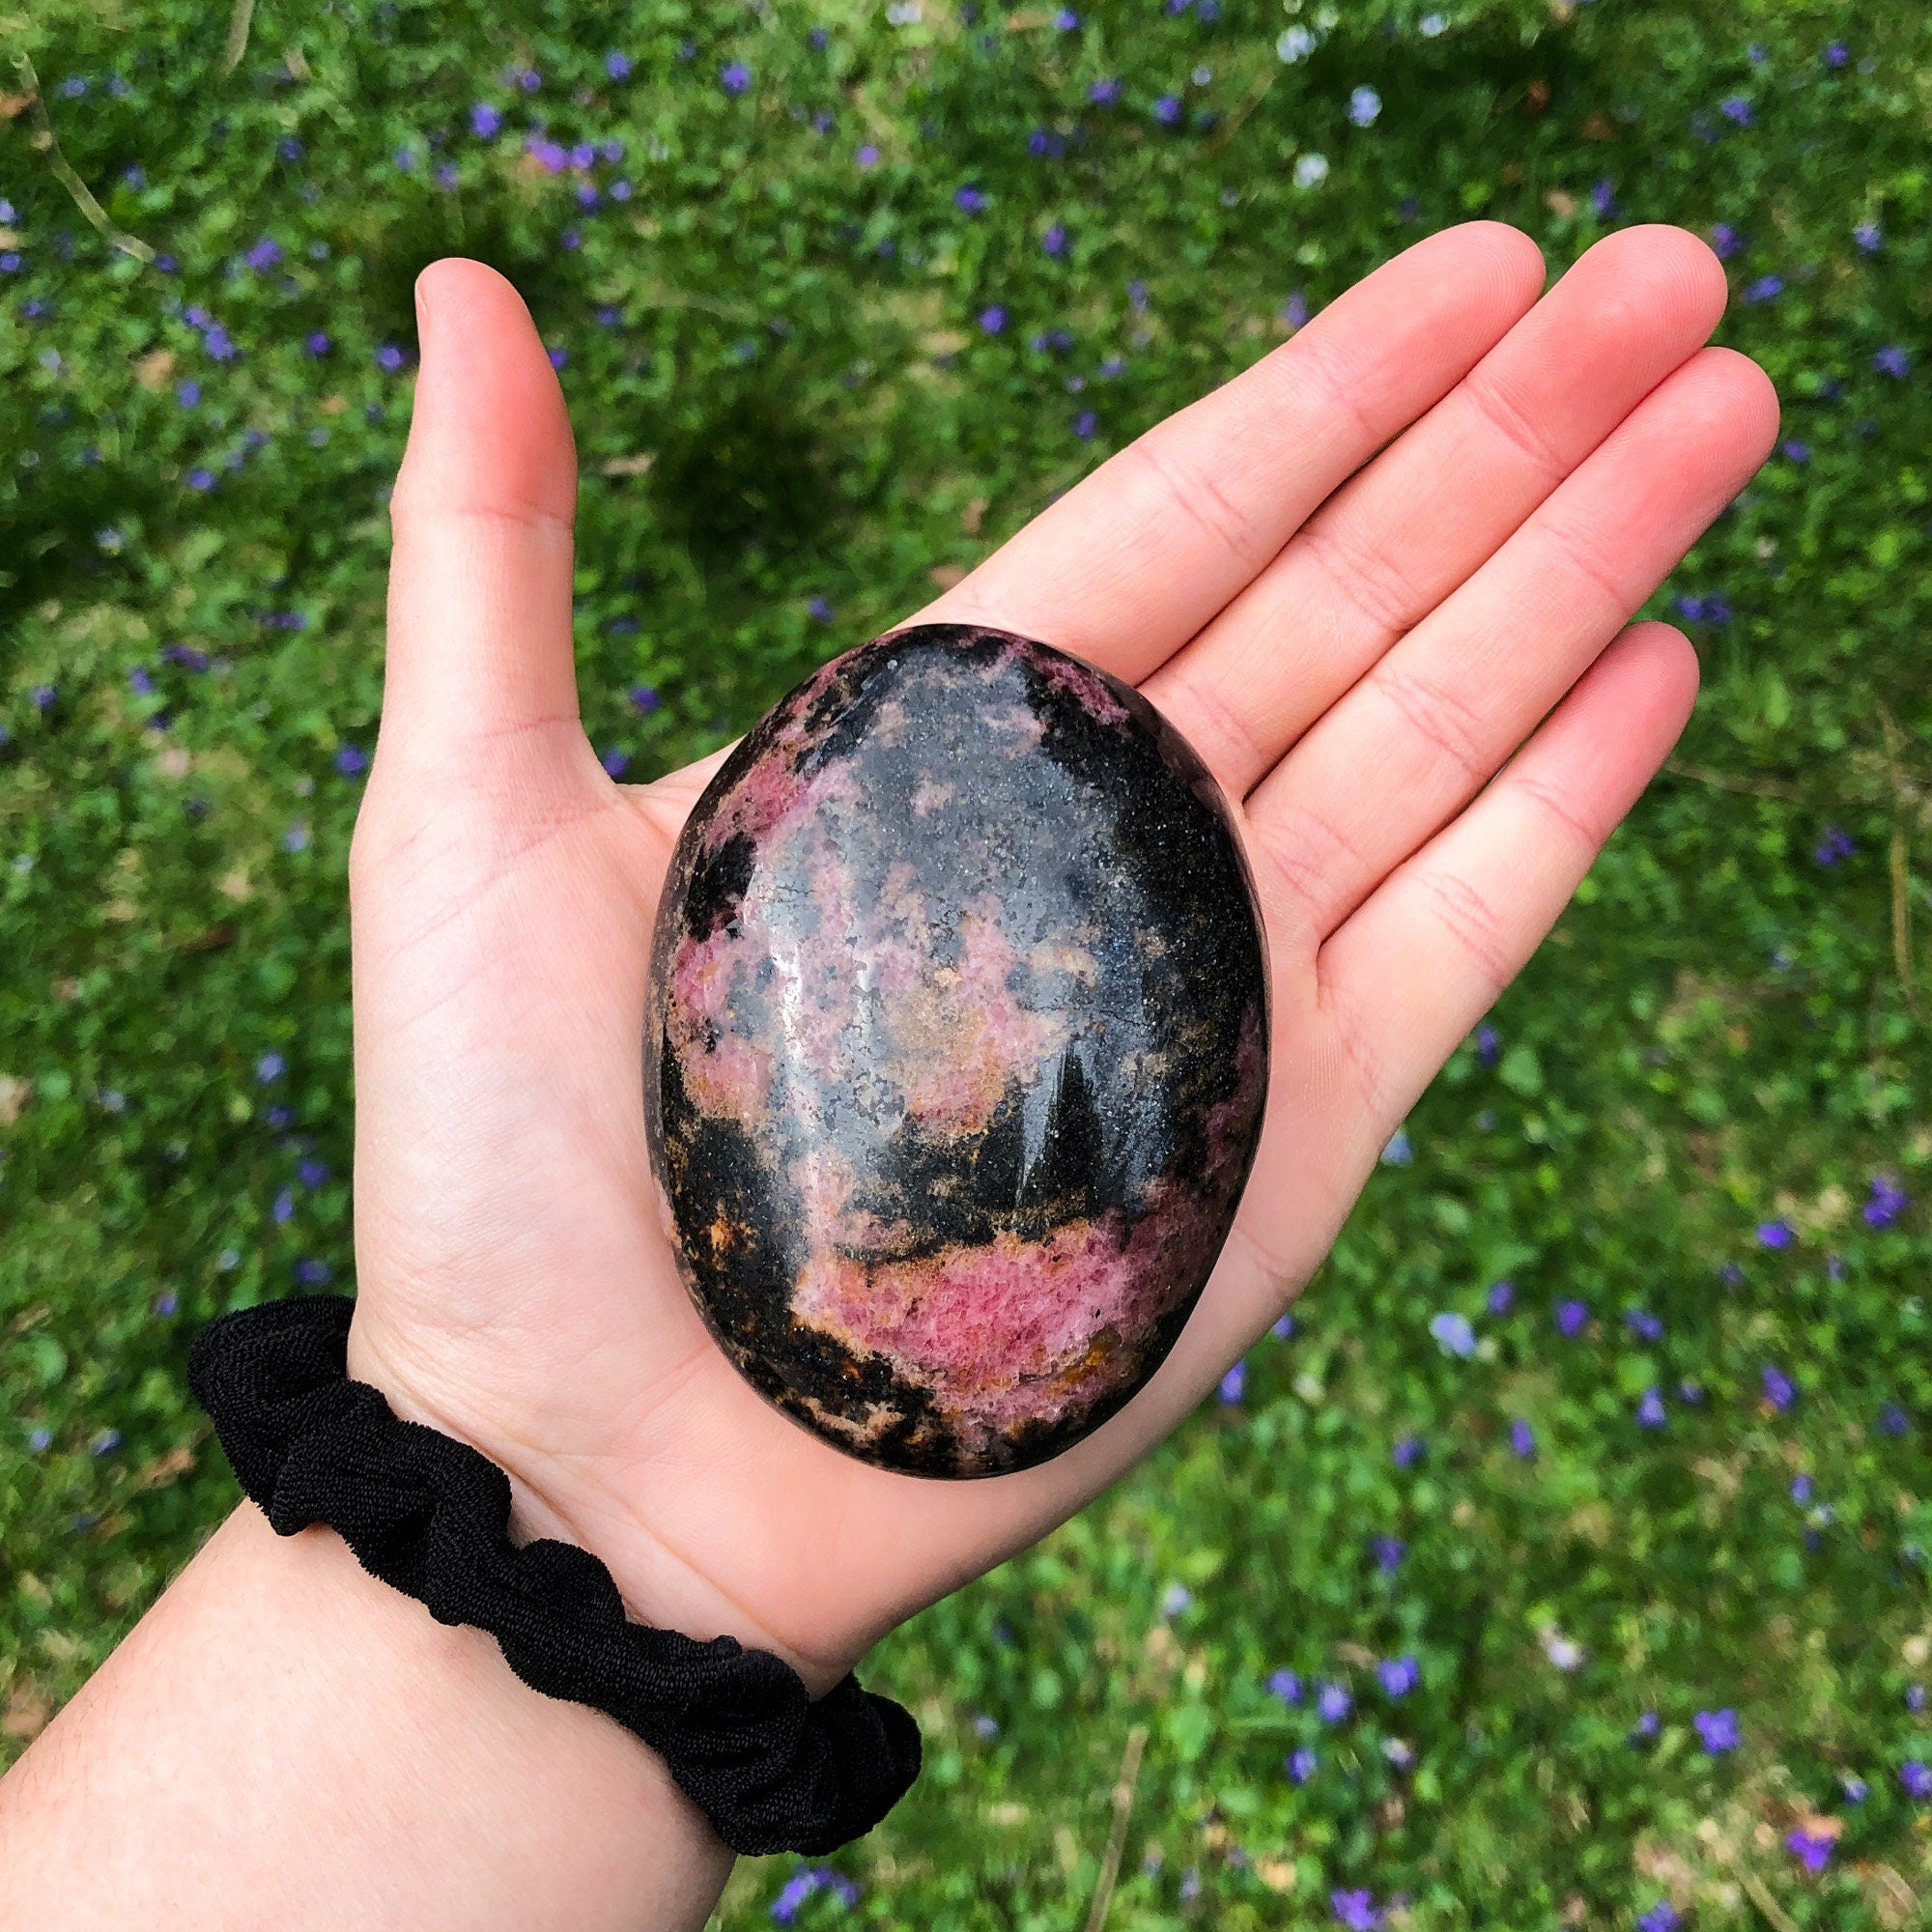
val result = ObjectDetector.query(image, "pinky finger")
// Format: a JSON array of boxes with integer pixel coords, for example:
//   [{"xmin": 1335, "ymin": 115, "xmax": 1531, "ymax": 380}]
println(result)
[{"xmin": 1314, "ymin": 620, "xmax": 1700, "ymax": 1145}]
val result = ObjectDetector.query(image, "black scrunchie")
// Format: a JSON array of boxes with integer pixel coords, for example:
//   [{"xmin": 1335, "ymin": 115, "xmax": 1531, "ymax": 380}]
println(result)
[{"xmin": 186, "ymin": 1294, "xmax": 920, "ymax": 1856}]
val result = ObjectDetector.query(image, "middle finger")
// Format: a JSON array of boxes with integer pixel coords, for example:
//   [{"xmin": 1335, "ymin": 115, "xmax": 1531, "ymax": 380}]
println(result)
[{"xmin": 1142, "ymin": 225, "xmax": 1728, "ymax": 798}]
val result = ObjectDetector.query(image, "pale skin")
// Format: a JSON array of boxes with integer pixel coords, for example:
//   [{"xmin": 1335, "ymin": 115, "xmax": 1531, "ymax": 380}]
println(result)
[{"xmin": 0, "ymin": 222, "xmax": 1776, "ymax": 1928}]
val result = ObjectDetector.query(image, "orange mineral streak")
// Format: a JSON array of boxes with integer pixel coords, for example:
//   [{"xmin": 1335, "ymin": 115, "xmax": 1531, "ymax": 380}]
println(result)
[{"xmin": 876, "ymin": 894, "xmax": 1071, "ymax": 1137}]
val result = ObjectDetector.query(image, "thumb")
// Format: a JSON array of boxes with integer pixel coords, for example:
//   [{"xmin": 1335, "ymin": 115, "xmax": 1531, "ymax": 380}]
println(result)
[{"xmin": 378, "ymin": 259, "xmax": 587, "ymax": 780}]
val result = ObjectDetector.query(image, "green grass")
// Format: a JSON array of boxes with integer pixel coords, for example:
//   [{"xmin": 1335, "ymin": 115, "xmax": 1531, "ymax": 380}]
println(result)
[{"xmin": 4, "ymin": 0, "xmax": 1931, "ymax": 1924}]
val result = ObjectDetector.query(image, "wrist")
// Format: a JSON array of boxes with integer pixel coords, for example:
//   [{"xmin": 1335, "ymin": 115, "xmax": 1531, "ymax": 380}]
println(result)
[{"xmin": 343, "ymin": 1304, "xmax": 864, "ymax": 1695}]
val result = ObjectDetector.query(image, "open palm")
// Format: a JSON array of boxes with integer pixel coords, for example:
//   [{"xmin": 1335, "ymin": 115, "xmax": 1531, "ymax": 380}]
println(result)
[{"xmin": 344, "ymin": 227, "xmax": 1775, "ymax": 1690}]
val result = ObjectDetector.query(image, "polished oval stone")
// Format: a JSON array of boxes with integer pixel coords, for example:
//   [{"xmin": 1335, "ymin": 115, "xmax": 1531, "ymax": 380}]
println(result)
[{"xmin": 645, "ymin": 622, "xmax": 1269, "ymax": 1477}]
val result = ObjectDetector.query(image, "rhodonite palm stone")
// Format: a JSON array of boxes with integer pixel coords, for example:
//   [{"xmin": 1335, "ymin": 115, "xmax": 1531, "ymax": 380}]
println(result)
[{"xmin": 645, "ymin": 623, "xmax": 1269, "ymax": 1477}]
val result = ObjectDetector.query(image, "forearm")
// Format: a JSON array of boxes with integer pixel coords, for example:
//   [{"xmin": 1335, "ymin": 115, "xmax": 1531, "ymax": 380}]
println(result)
[{"xmin": 0, "ymin": 1504, "xmax": 732, "ymax": 1932}]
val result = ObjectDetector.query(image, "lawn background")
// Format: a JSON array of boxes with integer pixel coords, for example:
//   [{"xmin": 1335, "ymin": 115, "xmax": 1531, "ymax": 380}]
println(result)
[{"xmin": 3, "ymin": 1, "xmax": 1930, "ymax": 1925}]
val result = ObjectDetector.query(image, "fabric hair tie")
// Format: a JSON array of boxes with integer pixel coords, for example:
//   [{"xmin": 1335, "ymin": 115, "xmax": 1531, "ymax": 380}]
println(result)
[{"xmin": 187, "ymin": 1293, "xmax": 921, "ymax": 1856}]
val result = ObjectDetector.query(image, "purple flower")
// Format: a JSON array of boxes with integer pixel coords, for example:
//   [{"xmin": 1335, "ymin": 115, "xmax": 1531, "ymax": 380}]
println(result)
[
  {"xmin": 1288, "ymin": 1747, "xmax": 1318, "ymax": 1782},
  {"xmin": 1153, "ymin": 95, "xmax": 1182, "ymax": 127},
  {"xmin": 1266, "ymin": 1668, "xmax": 1302, "ymax": 1703},
  {"xmin": 955, "ymin": 185, "xmax": 987, "ymax": 213},
  {"xmin": 1074, "ymin": 410, "xmax": 1097, "ymax": 440},
  {"xmin": 284, "ymin": 822, "xmax": 310, "ymax": 853},
  {"xmin": 1757, "ymin": 1219, "xmax": 1795, "ymax": 1249},
  {"xmin": 298, "ymin": 1159, "xmax": 330, "ymax": 1190},
  {"xmin": 721, "ymin": 61, "xmax": 752, "ymax": 96},
  {"xmin": 1865, "ymin": 1176, "xmax": 1909, "ymax": 1226},
  {"xmin": 1331, "ymin": 1889, "xmax": 1379, "ymax": 1930},
  {"xmin": 156, "ymin": 1290, "xmax": 180, "ymax": 1317},
  {"xmin": 1814, "ymin": 825, "xmax": 1857, "ymax": 866},
  {"xmin": 1510, "ymin": 1418, "xmax": 1537, "ymax": 1459},
  {"xmin": 1855, "ymin": 221, "xmax": 1883, "ymax": 253},
  {"xmin": 1317, "ymin": 1682, "xmax": 1351, "ymax": 1723},
  {"xmin": 1591, "ymin": 178, "xmax": 1616, "ymax": 218},
  {"xmin": 1636, "ymin": 1388, "xmax": 1667, "ymax": 1429},
  {"xmin": 1712, "ymin": 221, "xmax": 1745, "ymax": 258},
  {"xmin": 1825, "ymin": 42, "xmax": 1849, "ymax": 68},
  {"xmin": 1719, "ymin": 95, "xmax": 1755, "ymax": 126},
  {"xmin": 1626, "ymin": 1307, "xmax": 1663, "ymax": 1341},
  {"xmin": 979, "ymin": 304, "xmax": 1007, "ymax": 334},
  {"xmin": 295, "ymin": 1258, "xmax": 333, "ymax": 1287},
  {"xmin": 1372, "ymin": 1537, "xmax": 1406, "ymax": 1575},
  {"xmin": 1694, "ymin": 1708, "xmax": 1741, "ymax": 1754},
  {"xmin": 770, "ymin": 1872, "xmax": 815, "ymax": 1923},
  {"xmin": 1637, "ymin": 1906, "xmax": 1681, "ymax": 1932},
  {"xmin": 806, "ymin": 597, "xmax": 835, "ymax": 625},
  {"xmin": 628, "ymin": 685, "xmax": 660, "ymax": 714},
  {"xmin": 185, "ymin": 468, "xmax": 216, "ymax": 492},
  {"xmin": 376, "ymin": 344, "xmax": 407, "ymax": 373},
  {"xmin": 304, "ymin": 330, "xmax": 330, "ymax": 356},
  {"xmin": 856, "ymin": 143, "xmax": 880, "ymax": 168},
  {"xmin": 1042, "ymin": 222, "xmax": 1068, "ymax": 257},
  {"xmin": 1091, "ymin": 77, "xmax": 1121, "ymax": 105},
  {"xmin": 1378, "ymin": 1656, "xmax": 1418, "ymax": 1698},
  {"xmin": 244, "ymin": 235, "xmax": 283, "ymax": 272},
  {"xmin": 204, "ymin": 324, "xmax": 238, "ymax": 361},
  {"xmin": 1555, "ymin": 1298, "xmax": 1589, "ymax": 1337},
  {"xmin": 1429, "ymin": 1311, "xmax": 1476, "ymax": 1357},
  {"xmin": 1763, "ymin": 1365, "xmax": 1795, "ymax": 1411},
  {"xmin": 1786, "ymin": 1829, "xmax": 1833, "ymax": 1872},
  {"xmin": 335, "ymin": 744, "xmax": 369, "ymax": 777},
  {"xmin": 1783, "ymin": 439, "xmax": 1810, "ymax": 464},
  {"xmin": 1879, "ymin": 1402, "xmax": 1911, "ymax": 1436},
  {"xmin": 600, "ymin": 748, "xmax": 631, "ymax": 779},
  {"xmin": 1631, "ymin": 1710, "xmax": 1662, "ymax": 1742},
  {"xmin": 90, "ymin": 1429, "xmax": 123, "ymax": 1457},
  {"xmin": 1270, "ymin": 1312, "xmax": 1294, "ymax": 1340},
  {"xmin": 1901, "ymin": 1761, "xmax": 1932, "ymax": 1800},
  {"xmin": 1392, "ymin": 1435, "xmax": 1424, "ymax": 1467},
  {"xmin": 256, "ymin": 1053, "xmax": 286, "ymax": 1084},
  {"xmin": 272, "ymin": 1188, "xmax": 296, "ymax": 1225},
  {"xmin": 1743, "ymin": 273, "xmax": 1783, "ymax": 303},
  {"xmin": 606, "ymin": 51, "xmax": 632, "ymax": 81},
  {"xmin": 972, "ymin": 1713, "xmax": 998, "ymax": 1739},
  {"xmin": 1875, "ymin": 345, "xmax": 1912, "ymax": 379},
  {"xmin": 1217, "ymin": 1360, "xmax": 1246, "ymax": 1406},
  {"xmin": 1791, "ymin": 1474, "xmax": 1813, "ymax": 1503},
  {"xmin": 1055, "ymin": 7, "xmax": 1079, "ymax": 26}
]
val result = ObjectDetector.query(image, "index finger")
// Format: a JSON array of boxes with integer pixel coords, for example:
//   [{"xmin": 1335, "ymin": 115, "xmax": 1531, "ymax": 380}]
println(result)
[{"xmin": 913, "ymin": 220, "xmax": 1548, "ymax": 686}]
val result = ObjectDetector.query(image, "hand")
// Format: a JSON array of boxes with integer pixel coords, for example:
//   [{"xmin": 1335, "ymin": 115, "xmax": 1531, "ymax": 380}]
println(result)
[{"xmin": 346, "ymin": 226, "xmax": 1776, "ymax": 1690}]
